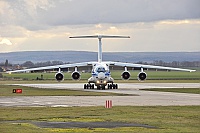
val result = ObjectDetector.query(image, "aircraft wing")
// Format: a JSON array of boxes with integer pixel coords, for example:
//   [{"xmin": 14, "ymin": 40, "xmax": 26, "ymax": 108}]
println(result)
[
  {"xmin": 107, "ymin": 61, "xmax": 196, "ymax": 72},
  {"xmin": 6, "ymin": 62, "xmax": 95, "ymax": 73}
]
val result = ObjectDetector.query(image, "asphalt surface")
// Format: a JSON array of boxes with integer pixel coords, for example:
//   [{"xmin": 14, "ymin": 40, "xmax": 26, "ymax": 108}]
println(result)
[
  {"xmin": 32, "ymin": 121, "xmax": 157, "ymax": 129},
  {"xmin": 0, "ymin": 83, "xmax": 199, "ymax": 107},
  {"xmin": 12, "ymin": 83, "xmax": 200, "ymax": 90},
  {"xmin": 0, "ymin": 120, "xmax": 156, "ymax": 129}
]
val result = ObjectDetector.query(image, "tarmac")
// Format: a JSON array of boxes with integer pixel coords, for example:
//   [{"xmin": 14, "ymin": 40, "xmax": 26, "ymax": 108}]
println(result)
[{"xmin": 0, "ymin": 83, "xmax": 199, "ymax": 107}]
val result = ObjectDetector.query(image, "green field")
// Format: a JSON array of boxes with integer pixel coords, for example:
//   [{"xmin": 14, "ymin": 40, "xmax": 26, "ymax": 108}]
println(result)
[
  {"xmin": 1, "ymin": 70, "xmax": 200, "ymax": 132},
  {"xmin": 0, "ymin": 106, "xmax": 199, "ymax": 133},
  {"xmin": 142, "ymin": 88, "xmax": 200, "ymax": 94}
]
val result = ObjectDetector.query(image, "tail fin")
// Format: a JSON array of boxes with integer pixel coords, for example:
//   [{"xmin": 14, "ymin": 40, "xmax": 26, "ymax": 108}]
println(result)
[{"xmin": 69, "ymin": 35, "xmax": 130, "ymax": 63}]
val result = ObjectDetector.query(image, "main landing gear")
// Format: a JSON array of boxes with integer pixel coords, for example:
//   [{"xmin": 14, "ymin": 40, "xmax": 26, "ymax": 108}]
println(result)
[
  {"xmin": 107, "ymin": 84, "xmax": 118, "ymax": 89},
  {"xmin": 84, "ymin": 84, "xmax": 95, "ymax": 89},
  {"xmin": 83, "ymin": 83, "xmax": 118, "ymax": 90}
]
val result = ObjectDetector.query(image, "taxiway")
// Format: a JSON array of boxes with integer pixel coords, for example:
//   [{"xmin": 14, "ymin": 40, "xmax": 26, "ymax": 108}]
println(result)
[{"xmin": 0, "ymin": 83, "xmax": 199, "ymax": 107}]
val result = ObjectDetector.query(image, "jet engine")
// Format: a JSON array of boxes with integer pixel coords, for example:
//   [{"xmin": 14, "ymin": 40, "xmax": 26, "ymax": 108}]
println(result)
[
  {"xmin": 55, "ymin": 72, "xmax": 64, "ymax": 82},
  {"xmin": 137, "ymin": 72, "xmax": 147, "ymax": 81},
  {"xmin": 121, "ymin": 71, "xmax": 131, "ymax": 80},
  {"xmin": 71, "ymin": 71, "xmax": 81, "ymax": 80}
]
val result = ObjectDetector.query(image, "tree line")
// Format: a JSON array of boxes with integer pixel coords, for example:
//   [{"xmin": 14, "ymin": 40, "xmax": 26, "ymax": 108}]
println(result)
[
  {"xmin": 0, "ymin": 60, "xmax": 64, "ymax": 68},
  {"xmin": 0, "ymin": 60, "xmax": 199, "ymax": 70},
  {"xmin": 136, "ymin": 60, "xmax": 200, "ymax": 67}
]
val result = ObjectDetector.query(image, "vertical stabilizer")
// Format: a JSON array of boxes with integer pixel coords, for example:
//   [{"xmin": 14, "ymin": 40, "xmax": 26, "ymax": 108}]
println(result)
[
  {"xmin": 69, "ymin": 35, "xmax": 130, "ymax": 62},
  {"xmin": 98, "ymin": 37, "xmax": 102, "ymax": 62}
]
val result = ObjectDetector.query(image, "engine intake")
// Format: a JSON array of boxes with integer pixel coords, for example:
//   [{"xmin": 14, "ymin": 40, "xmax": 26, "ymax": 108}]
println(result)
[
  {"xmin": 71, "ymin": 71, "xmax": 81, "ymax": 80},
  {"xmin": 121, "ymin": 71, "xmax": 131, "ymax": 80},
  {"xmin": 55, "ymin": 72, "xmax": 64, "ymax": 82},
  {"xmin": 137, "ymin": 72, "xmax": 147, "ymax": 81}
]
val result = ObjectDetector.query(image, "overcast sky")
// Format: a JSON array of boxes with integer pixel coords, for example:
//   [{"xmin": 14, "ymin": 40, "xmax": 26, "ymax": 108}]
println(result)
[{"xmin": 0, "ymin": 0, "xmax": 200, "ymax": 53}]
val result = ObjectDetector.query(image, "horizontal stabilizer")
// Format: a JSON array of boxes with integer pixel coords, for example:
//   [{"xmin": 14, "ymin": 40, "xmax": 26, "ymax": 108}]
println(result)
[
  {"xmin": 69, "ymin": 34, "xmax": 130, "ymax": 63},
  {"xmin": 69, "ymin": 35, "xmax": 130, "ymax": 39}
]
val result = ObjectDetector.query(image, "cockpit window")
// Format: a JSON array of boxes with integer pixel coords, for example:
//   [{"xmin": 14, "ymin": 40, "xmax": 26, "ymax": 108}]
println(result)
[{"xmin": 96, "ymin": 67, "xmax": 106, "ymax": 73}]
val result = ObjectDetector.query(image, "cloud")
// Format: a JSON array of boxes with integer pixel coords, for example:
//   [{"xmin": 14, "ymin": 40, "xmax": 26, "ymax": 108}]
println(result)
[
  {"xmin": 1, "ymin": 0, "xmax": 200, "ymax": 30},
  {"xmin": 0, "ymin": 38, "xmax": 13, "ymax": 45},
  {"xmin": 0, "ymin": 0, "xmax": 199, "ymax": 52},
  {"xmin": 0, "ymin": 19, "xmax": 197, "ymax": 52},
  {"xmin": 0, "ymin": 0, "xmax": 56, "ymax": 31},
  {"xmin": 41, "ymin": 0, "xmax": 200, "ymax": 27}
]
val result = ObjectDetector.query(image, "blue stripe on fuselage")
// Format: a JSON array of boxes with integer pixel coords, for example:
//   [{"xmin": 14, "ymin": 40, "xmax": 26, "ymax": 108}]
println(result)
[
  {"xmin": 105, "ymin": 72, "xmax": 110, "ymax": 76},
  {"xmin": 92, "ymin": 72, "xmax": 110, "ymax": 76},
  {"xmin": 92, "ymin": 72, "xmax": 97, "ymax": 76}
]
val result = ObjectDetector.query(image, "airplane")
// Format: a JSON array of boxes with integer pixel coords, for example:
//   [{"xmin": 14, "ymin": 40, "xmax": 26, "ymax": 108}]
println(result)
[{"xmin": 7, "ymin": 35, "xmax": 196, "ymax": 90}]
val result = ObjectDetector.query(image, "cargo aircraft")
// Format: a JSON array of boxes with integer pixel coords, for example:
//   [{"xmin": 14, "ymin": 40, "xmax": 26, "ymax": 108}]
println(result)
[{"xmin": 7, "ymin": 35, "xmax": 196, "ymax": 90}]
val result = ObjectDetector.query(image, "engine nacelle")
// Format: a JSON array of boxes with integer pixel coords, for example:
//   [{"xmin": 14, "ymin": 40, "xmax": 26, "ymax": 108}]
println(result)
[
  {"xmin": 71, "ymin": 71, "xmax": 81, "ymax": 80},
  {"xmin": 137, "ymin": 72, "xmax": 147, "ymax": 81},
  {"xmin": 55, "ymin": 72, "xmax": 64, "ymax": 82},
  {"xmin": 121, "ymin": 71, "xmax": 131, "ymax": 80}
]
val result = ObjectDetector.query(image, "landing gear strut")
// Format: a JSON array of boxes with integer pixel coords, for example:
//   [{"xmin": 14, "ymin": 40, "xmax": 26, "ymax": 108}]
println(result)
[{"xmin": 96, "ymin": 85, "xmax": 106, "ymax": 90}]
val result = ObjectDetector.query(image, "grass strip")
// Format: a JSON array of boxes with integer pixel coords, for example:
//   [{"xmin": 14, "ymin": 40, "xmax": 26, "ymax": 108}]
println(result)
[
  {"xmin": 0, "ymin": 106, "xmax": 199, "ymax": 133},
  {"xmin": 142, "ymin": 88, "xmax": 200, "ymax": 94}
]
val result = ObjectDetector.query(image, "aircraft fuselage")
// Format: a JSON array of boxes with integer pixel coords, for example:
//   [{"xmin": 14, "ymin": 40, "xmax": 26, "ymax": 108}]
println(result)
[{"xmin": 87, "ymin": 62, "xmax": 114, "ymax": 89}]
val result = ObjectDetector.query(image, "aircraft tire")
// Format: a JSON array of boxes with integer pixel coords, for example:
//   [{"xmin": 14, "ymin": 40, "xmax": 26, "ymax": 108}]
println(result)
[
  {"xmin": 89, "ymin": 84, "xmax": 92, "ymax": 89},
  {"xmin": 115, "ymin": 84, "xmax": 118, "ymax": 89},
  {"xmin": 108, "ymin": 84, "xmax": 110, "ymax": 89},
  {"xmin": 102, "ymin": 86, "xmax": 105, "ymax": 90},
  {"xmin": 113, "ymin": 84, "xmax": 116, "ymax": 89},
  {"xmin": 84, "ymin": 84, "xmax": 87, "ymax": 89},
  {"xmin": 111, "ymin": 84, "xmax": 113, "ymax": 89},
  {"xmin": 91, "ymin": 84, "xmax": 94, "ymax": 89},
  {"xmin": 109, "ymin": 84, "xmax": 113, "ymax": 89},
  {"xmin": 97, "ymin": 86, "xmax": 100, "ymax": 90}
]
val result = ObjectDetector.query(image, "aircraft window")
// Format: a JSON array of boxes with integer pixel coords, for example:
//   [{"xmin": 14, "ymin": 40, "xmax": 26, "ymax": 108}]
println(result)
[{"xmin": 96, "ymin": 67, "xmax": 106, "ymax": 73}]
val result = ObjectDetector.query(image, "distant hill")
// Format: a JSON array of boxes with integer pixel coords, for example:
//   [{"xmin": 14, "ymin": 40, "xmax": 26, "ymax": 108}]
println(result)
[{"xmin": 0, "ymin": 51, "xmax": 199, "ymax": 64}]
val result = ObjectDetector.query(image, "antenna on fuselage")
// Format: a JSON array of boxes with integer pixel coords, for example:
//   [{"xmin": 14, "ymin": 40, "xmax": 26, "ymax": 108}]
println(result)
[{"xmin": 69, "ymin": 35, "xmax": 130, "ymax": 63}]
